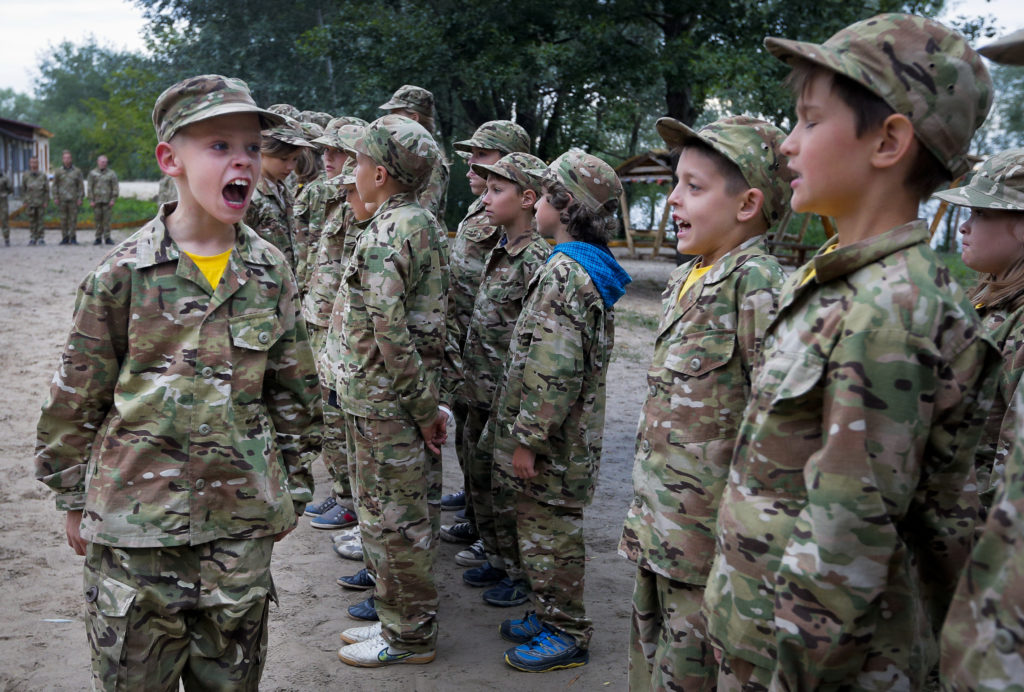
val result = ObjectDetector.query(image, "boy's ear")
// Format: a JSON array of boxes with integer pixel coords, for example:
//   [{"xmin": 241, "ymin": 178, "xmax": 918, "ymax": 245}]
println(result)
[
  {"xmin": 735, "ymin": 187, "xmax": 765, "ymax": 224},
  {"xmin": 374, "ymin": 164, "xmax": 389, "ymax": 188},
  {"xmin": 871, "ymin": 113, "xmax": 916, "ymax": 171},
  {"xmin": 155, "ymin": 142, "xmax": 183, "ymax": 178},
  {"xmin": 521, "ymin": 188, "xmax": 537, "ymax": 209}
]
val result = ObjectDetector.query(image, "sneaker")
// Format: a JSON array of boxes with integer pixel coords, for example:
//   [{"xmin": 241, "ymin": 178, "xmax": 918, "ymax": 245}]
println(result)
[
  {"xmin": 338, "ymin": 632, "xmax": 434, "ymax": 667},
  {"xmin": 463, "ymin": 562, "xmax": 507, "ymax": 588},
  {"xmin": 504, "ymin": 629, "xmax": 588, "ymax": 672},
  {"xmin": 339, "ymin": 621, "xmax": 382, "ymax": 645},
  {"xmin": 483, "ymin": 578, "xmax": 530, "ymax": 607},
  {"xmin": 93, "ymin": 238, "xmax": 102, "ymax": 246},
  {"xmin": 500, "ymin": 611, "xmax": 545, "ymax": 644},
  {"xmin": 454, "ymin": 508, "xmax": 468, "ymax": 522},
  {"xmin": 304, "ymin": 496, "xmax": 338, "ymax": 517},
  {"xmin": 338, "ymin": 567, "xmax": 376, "ymax": 590},
  {"xmin": 348, "ymin": 596, "xmax": 378, "ymax": 621},
  {"xmin": 38, "ymin": 239, "xmax": 45, "ymax": 245},
  {"xmin": 104, "ymin": 238, "xmax": 115, "ymax": 245},
  {"xmin": 440, "ymin": 521, "xmax": 478, "ymax": 544},
  {"xmin": 28, "ymin": 239, "xmax": 36, "ymax": 246},
  {"xmin": 440, "ymin": 489, "xmax": 466, "ymax": 511},
  {"xmin": 59, "ymin": 238, "xmax": 68, "ymax": 245},
  {"xmin": 454, "ymin": 539, "xmax": 487, "ymax": 567},
  {"xmin": 334, "ymin": 540, "xmax": 364, "ymax": 561},
  {"xmin": 310, "ymin": 503, "xmax": 358, "ymax": 530},
  {"xmin": 332, "ymin": 524, "xmax": 361, "ymax": 544},
  {"xmin": 70, "ymin": 238, "xmax": 78, "ymax": 245}
]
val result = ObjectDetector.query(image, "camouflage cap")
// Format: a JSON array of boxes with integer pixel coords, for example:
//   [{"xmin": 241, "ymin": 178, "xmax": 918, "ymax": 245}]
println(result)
[
  {"xmin": 454, "ymin": 120, "xmax": 531, "ymax": 155},
  {"xmin": 980, "ymin": 28, "xmax": 1024, "ymax": 65},
  {"xmin": 352, "ymin": 114, "xmax": 439, "ymax": 189},
  {"xmin": 263, "ymin": 118, "xmax": 317, "ymax": 149},
  {"xmin": 268, "ymin": 103, "xmax": 301, "ymax": 120},
  {"xmin": 542, "ymin": 148, "xmax": 622, "ymax": 213},
  {"xmin": 152, "ymin": 75, "xmax": 285, "ymax": 143},
  {"xmin": 300, "ymin": 121, "xmax": 325, "ymax": 142},
  {"xmin": 312, "ymin": 117, "xmax": 369, "ymax": 150},
  {"xmin": 472, "ymin": 152, "xmax": 547, "ymax": 194},
  {"xmin": 339, "ymin": 158, "xmax": 356, "ymax": 186},
  {"xmin": 933, "ymin": 149, "xmax": 1024, "ymax": 211},
  {"xmin": 379, "ymin": 85, "xmax": 435, "ymax": 119},
  {"xmin": 656, "ymin": 116, "xmax": 794, "ymax": 228},
  {"xmin": 764, "ymin": 13, "xmax": 993, "ymax": 178},
  {"xmin": 300, "ymin": 110, "xmax": 334, "ymax": 127}
]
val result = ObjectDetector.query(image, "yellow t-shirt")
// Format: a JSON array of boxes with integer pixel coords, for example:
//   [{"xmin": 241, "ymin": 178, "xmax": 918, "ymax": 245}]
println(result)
[
  {"xmin": 800, "ymin": 244, "xmax": 839, "ymax": 287},
  {"xmin": 678, "ymin": 264, "xmax": 712, "ymax": 301},
  {"xmin": 184, "ymin": 248, "xmax": 233, "ymax": 291}
]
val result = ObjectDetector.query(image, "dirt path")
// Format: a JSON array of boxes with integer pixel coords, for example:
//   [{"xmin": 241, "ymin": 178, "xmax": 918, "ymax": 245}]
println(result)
[{"xmin": 0, "ymin": 226, "xmax": 675, "ymax": 691}]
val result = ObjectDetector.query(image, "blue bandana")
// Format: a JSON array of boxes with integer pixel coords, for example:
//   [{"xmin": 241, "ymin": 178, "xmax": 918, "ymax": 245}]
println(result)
[{"xmin": 549, "ymin": 241, "xmax": 631, "ymax": 307}]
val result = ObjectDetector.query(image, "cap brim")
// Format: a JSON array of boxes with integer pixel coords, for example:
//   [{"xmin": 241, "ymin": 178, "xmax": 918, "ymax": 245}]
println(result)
[
  {"xmin": 173, "ymin": 103, "xmax": 286, "ymax": 140},
  {"xmin": 933, "ymin": 185, "xmax": 1023, "ymax": 210},
  {"xmin": 378, "ymin": 98, "xmax": 405, "ymax": 111},
  {"xmin": 655, "ymin": 117, "xmax": 701, "ymax": 150},
  {"xmin": 470, "ymin": 162, "xmax": 511, "ymax": 181},
  {"xmin": 763, "ymin": 36, "xmax": 866, "ymax": 87},
  {"xmin": 979, "ymin": 28, "xmax": 1024, "ymax": 65}
]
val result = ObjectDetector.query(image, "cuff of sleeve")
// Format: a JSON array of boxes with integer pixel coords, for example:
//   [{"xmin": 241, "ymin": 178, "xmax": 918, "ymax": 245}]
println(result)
[
  {"xmin": 511, "ymin": 423, "xmax": 551, "ymax": 457},
  {"xmin": 405, "ymin": 395, "xmax": 440, "ymax": 429},
  {"xmin": 56, "ymin": 492, "xmax": 86, "ymax": 512}
]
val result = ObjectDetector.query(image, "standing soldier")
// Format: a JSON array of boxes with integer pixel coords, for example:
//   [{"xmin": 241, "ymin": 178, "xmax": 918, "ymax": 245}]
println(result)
[
  {"xmin": 0, "ymin": 167, "xmax": 11, "ymax": 246},
  {"xmin": 87, "ymin": 155, "xmax": 119, "ymax": 245},
  {"xmin": 22, "ymin": 157, "xmax": 49, "ymax": 246},
  {"xmin": 52, "ymin": 149, "xmax": 84, "ymax": 245}
]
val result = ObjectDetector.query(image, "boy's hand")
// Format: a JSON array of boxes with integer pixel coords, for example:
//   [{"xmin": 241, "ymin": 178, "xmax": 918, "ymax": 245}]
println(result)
[
  {"xmin": 66, "ymin": 510, "xmax": 87, "ymax": 555},
  {"xmin": 419, "ymin": 412, "xmax": 448, "ymax": 455},
  {"xmin": 512, "ymin": 446, "xmax": 537, "ymax": 479}
]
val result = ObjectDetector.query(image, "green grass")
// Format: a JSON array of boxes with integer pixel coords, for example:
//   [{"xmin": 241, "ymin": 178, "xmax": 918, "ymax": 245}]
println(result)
[{"xmin": 16, "ymin": 197, "xmax": 158, "ymax": 227}]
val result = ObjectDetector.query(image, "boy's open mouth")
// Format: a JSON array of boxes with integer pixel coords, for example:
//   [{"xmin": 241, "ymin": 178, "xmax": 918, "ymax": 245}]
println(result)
[{"xmin": 223, "ymin": 178, "xmax": 250, "ymax": 208}]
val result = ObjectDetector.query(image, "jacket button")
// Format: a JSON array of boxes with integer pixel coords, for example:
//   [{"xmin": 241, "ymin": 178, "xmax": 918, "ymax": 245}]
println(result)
[
  {"xmin": 201, "ymin": 367, "xmax": 213, "ymax": 378},
  {"xmin": 633, "ymin": 496, "xmax": 643, "ymax": 507},
  {"xmin": 649, "ymin": 384, "xmax": 657, "ymax": 397},
  {"xmin": 641, "ymin": 439, "xmax": 650, "ymax": 453},
  {"xmin": 690, "ymin": 357, "xmax": 702, "ymax": 370},
  {"xmin": 85, "ymin": 586, "xmax": 99, "ymax": 603},
  {"xmin": 764, "ymin": 335, "xmax": 775, "ymax": 348},
  {"xmin": 995, "ymin": 628, "xmax": 1016, "ymax": 654},
  {"xmin": 198, "ymin": 423, "xmax": 212, "ymax": 435},
  {"xmin": 195, "ymin": 479, "xmax": 206, "ymax": 491},
  {"xmin": 258, "ymin": 332, "xmax": 271, "ymax": 344}
]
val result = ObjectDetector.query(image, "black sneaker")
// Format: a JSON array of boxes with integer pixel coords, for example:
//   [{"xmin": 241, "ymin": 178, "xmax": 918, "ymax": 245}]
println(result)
[
  {"xmin": 483, "ymin": 578, "xmax": 530, "ymax": 607},
  {"xmin": 104, "ymin": 238, "xmax": 115, "ymax": 245},
  {"xmin": 463, "ymin": 562, "xmax": 506, "ymax": 588},
  {"xmin": 93, "ymin": 238, "xmax": 102, "ymax": 246},
  {"xmin": 440, "ymin": 489, "xmax": 466, "ymax": 511},
  {"xmin": 59, "ymin": 238, "xmax": 68, "ymax": 245},
  {"xmin": 348, "ymin": 596, "xmax": 378, "ymax": 621},
  {"xmin": 337, "ymin": 567, "xmax": 376, "ymax": 590},
  {"xmin": 440, "ymin": 521, "xmax": 478, "ymax": 544}
]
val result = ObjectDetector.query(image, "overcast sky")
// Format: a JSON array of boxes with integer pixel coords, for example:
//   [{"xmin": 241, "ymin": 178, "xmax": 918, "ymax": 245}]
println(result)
[{"xmin": 1, "ymin": 0, "xmax": 1023, "ymax": 95}]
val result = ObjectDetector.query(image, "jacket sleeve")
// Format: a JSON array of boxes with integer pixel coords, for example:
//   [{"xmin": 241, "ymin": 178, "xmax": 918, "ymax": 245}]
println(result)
[{"xmin": 735, "ymin": 259, "xmax": 785, "ymax": 377}]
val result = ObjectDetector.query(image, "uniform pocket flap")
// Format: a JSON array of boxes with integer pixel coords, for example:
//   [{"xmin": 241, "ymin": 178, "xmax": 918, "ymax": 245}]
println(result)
[
  {"xmin": 92, "ymin": 575, "xmax": 136, "ymax": 618},
  {"xmin": 663, "ymin": 330, "xmax": 736, "ymax": 377},
  {"xmin": 757, "ymin": 350, "xmax": 826, "ymax": 404},
  {"xmin": 229, "ymin": 310, "xmax": 284, "ymax": 351}
]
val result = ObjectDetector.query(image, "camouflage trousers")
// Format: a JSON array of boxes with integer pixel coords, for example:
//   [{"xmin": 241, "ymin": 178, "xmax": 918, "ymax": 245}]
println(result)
[
  {"xmin": 1, "ymin": 197, "xmax": 8, "ymax": 241},
  {"xmin": 344, "ymin": 413, "xmax": 441, "ymax": 652},
  {"xmin": 94, "ymin": 201, "xmax": 112, "ymax": 241},
  {"xmin": 716, "ymin": 655, "xmax": 771, "ymax": 692},
  {"xmin": 628, "ymin": 567, "xmax": 717, "ymax": 692},
  {"xmin": 309, "ymin": 325, "xmax": 351, "ymax": 499},
  {"xmin": 83, "ymin": 537, "xmax": 275, "ymax": 692},
  {"xmin": 453, "ymin": 400, "xmax": 471, "ymax": 504},
  {"xmin": 516, "ymin": 493, "xmax": 592, "ymax": 648},
  {"xmin": 464, "ymin": 405, "xmax": 520, "ymax": 576},
  {"xmin": 26, "ymin": 205, "xmax": 45, "ymax": 242},
  {"xmin": 58, "ymin": 199, "xmax": 79, "ymax": 241}
]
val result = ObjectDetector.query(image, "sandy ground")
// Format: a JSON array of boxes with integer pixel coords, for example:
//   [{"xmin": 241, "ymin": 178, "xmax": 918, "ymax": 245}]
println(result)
[{"xmin": 0, "ymin": 219, "xmax": 676, "ymax": 691}]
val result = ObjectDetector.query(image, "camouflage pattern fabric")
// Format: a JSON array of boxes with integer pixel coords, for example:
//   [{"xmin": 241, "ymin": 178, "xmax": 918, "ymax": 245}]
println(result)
[
  {"xmin": 83, "ymin": 537, "xmax": 275, "ymax": 692},
  {"xmin": 378, "ymin": 84, "xmax": 436, "ymax": 120},
  {"xmin": 268, "ymin": 103, "xmax": 300, "ymax": 120},
  {"xmin": 89, "ymin": 165, "xmax": 119, "ymax": 242},
  {"xmin": 53, "ymin": 165, "xmax": 84, "ymax": 242},
  {"xmin": 0, "ymin": 172, "xmax": 10, "ymax": 241},
  {"xmin": 153, "ymin": 75, "xmax": 284, "ymax": 143},
  {"xmin": 328, "ymin": 189, "xmax": 449, "ymax": 427},
  {"xmin": 453, "ymin": 120, "xmax": 531, "ymax": 156},
  {"xmin": 351, "ymin": 115, "xmax": 439, "ymax": 191},
  {"xmin": 293, "ymin": 175, "xmax": 342, "ymax": 293},
  {"xmin": 541, "ymin": 149, "xmax": 622, "ymax": 213},
  {"xmin": 702, "ymin": 221, "xmax": 997, "ymax": 689},
  {"xmin": 21, "ymin": 170, "xmax": 49, "ymax": 242},
  {"xmin": 764, "ymin": 13, "xmax": 992, "ymax": 179},
  {"xmin": 629, "ymin": 567, "xmax": 716, "ymax": 692},
  {"xmin": 470, "ymin": 152, "xmax": 546, "ymax": 196},
  {"xmin": 980, "ymin": 27, "xmax": 1024, "ymax": 65},
  {"xmin": 933, "ymin": 148, "xmax": 1024, "ymax": 212},
  {"xmin": 302, "ymin": 196, "xmax": 353, "ymax": 332},
  {"xmin": 448, "ymin": 197, "xmax": 501, "ymax": 348},
  {"xmin": 718, "ymin": 656, "xmax": 772, "ymax": 692},
  {"xmin": 619, "ymin": 235, "xmax": 785, "ymax": 586},
  {"xmin": 515, "ymin": 494, "xmax": 590, "ymax": 647},
  {"xmin": 244, "ymin": 177, "xmax": 298, "ymax": 271},
  {"xmin": 344, "ymin": 414, "xmax": 440, "ymax": 652},
  {"xmin": 157, "ymin": 176, "xmax": 177, "ymax": 206},
  {"xmin": 940, "ymin": 380, "xmax": 1024, "ymax": 689},
  {"xmin": 491, "ymin": 253, "xmax": 614, "ymax": 509},
  {"xmin": 35, "ymin": 210, "xmax": 322, "ymax": 547},
  {"xmin": 419, "ymin": 153, "xmax": 450, "ymax": 231}
]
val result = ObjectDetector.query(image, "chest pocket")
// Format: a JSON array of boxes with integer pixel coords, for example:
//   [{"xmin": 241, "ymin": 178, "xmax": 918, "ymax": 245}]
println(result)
[
  {"xmin": 663, "ymin": 329, "xmax": 735, "ymax": 378},
  {"xmin": 485, "ymin": 281, "xmax": 526, "ymax": 305},
  {"xmin": 229, "ymin": 309, "xmax": 284, "ymax": 351},
  {"xmin": 755, "ymin": 349, "xmax": 825, "ymax": 406}
]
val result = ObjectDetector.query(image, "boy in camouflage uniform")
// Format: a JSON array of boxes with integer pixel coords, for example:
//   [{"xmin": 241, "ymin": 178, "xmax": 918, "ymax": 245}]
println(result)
[
  {"xmin": 329, "ymin": 115, "xmax": 449, "ymax": 666},
  {"xmin": 53, "ymin": 149, "xmax": 84, "ymax": 245},
  {"xmin": 87, "ymin": 155, "xmax": 119, "ymax": 246},
  {"xmin": 0, "ymin": 167, "xmax": 11, "ymax": 245},
  {"xmin": 618, "ymin": 116, "xmax": 792, "ymax": 691},
  {"xmin": 441, "ymin": 120, "xmax": 532, "ymax": 545},
  {"xmin": 701, "ymin": 15, "xmax": 997, "ymax": 690},
  {"xmin": 453, "ymin": 152, "xmax": 549, "ymax": 596},
  {"xmin": 940, "ymin": 32, "xmax": 1024, "ymax": 690},
  {"xmin": 490, "ymin": 150, "xmax": 630, "ymax": 672},
  {"xmin": 34, "ymin": 75, "xmax": 322, "ymax": 691},
  {"xmin": 22, "ymin": 156, "xmax": 49, "ymax": 245}
]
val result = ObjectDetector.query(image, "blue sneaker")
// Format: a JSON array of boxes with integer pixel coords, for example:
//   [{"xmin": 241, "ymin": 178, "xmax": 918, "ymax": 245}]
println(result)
[
  {"xmin": 504, "ymin": 629, "xmax": 588, "ymax": 672},
  {"xmin": 348, "ymin": 596, "xmax": 378, "ymax": 621},
  {"xmin": 304, "ymin": 496, "xmax": 337, "ymax": 517},
  {"xmin": 310, "ymin": 503, "xmax": 358, "ymax": 530},
  {"xmin": 337, "ymin": 567, "xmax": 376, "ymax": 590},
  {"xmin": 483, "ymin": 578, "xmax": 530, "ymax": 607},
  {"xmin": 440, "ymin": 489, "xmax": 466, "ymax": 511},
  {"xmin": 499, "ymin": 611, "xmax": 544, "ymax": 644},
  {"xmin": 463, "ymin": 562, "xmax": 507, "ymax": 587}
]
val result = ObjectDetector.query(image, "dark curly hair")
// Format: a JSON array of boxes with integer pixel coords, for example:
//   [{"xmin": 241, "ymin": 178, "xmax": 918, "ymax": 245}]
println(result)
[{"xmin": 543, "ymin": 180, "xmax": 619, "ymax": 245}]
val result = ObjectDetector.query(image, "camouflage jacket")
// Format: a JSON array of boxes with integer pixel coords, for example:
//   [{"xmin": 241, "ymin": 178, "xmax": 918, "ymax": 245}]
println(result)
[
  {"xmin": 328, "ymin": 192, "xmax": 448, "ymax": 427},
  {"xmin": 449, "ymin": 197, "xmax": 502, "ymax": 345},
  {"xmin": 245, "ymin": 177, "xmax": 297, "ymax": 271},
  {"xmin": 975, "ymin": 303, "xmax": 1024, "ymax": 508},
  {"xmin": 702, "ymin": 221, "xmax": 996, "ymax": 688},
  {"xmin": 293, "ymin": 174, "xmax": 341, "ymax": 293},
  {"xmin": 21, "ymin": 170, "xmax": 49, "ymax": 207},
  {"xmin": 458, "ymin": 228, "xmax": 551, "ymax": 409},
  {"xmin": 157, "ymin": 176, "xmax": 177, "ymax": 206},
  {"xmin": 490, "ymin": 253, "xmax": 614, "ymax": 508},
  {"xmin": 52, "ymin": 165, "xmax": 84, "ymax": 203},
  {"xmin": 419, "ymin": 148, "xmax": 449, "ymax": 230},
  {"xmin": 34, "ymin": 207, "xmax": 322, "ymax": 548},
  {"xmin": 0, "ymin": 173, "xmax": 11, "ymax": 198},
  {"xmin": 940, "ymin": 378, "xmax": 1024, "ymax": 689},
  {"xmin": 87, "ymin": 167, "xmax": 119, "ymax": 205},
  {"xmin": 619, "ymin": 235, "xmax": 784, "ymax": 585},
  {"xmin": 302, "ymin": 200, "xmax": 354, "ymax": 331}
]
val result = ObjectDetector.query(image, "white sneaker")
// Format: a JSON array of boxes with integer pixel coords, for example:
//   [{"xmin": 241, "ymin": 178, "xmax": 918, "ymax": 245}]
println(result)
[
  {"xmin": 339, "ymin": 621, "xmax": 382, "ymax": 644},
  {"xmin": 337, "ymin": 632, "xmax": 435, "ymax": 667},
  {"xmin": 332, "ymin": 525, "xmax": 361, "ymax": 544},
  {"xmin": 333, "ymin": 539, "xmax": 364, "ymax": 561}
]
